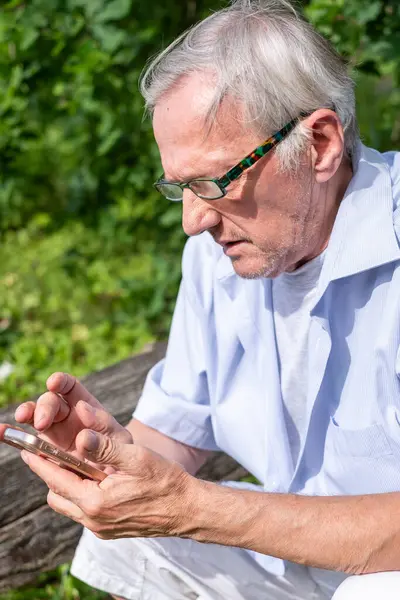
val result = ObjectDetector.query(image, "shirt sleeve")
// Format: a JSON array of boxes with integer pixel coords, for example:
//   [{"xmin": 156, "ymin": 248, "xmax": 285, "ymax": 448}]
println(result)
[{"xmin": 133, "ymin": 241, "xmax": 219, "ymax": 451}]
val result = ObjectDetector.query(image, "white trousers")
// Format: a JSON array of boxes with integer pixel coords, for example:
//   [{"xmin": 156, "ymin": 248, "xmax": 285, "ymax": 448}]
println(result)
[
  {"xmin": 70, "ymin": 525, "xmax": 400, "ymax": 600},
  {"xmin": 71, "ymin": 528, "xmax": 329, "ymax": 600}
]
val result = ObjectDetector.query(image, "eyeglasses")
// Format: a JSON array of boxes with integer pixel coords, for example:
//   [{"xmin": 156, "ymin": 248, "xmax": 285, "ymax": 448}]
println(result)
[{"xmin": 154, "ymin": 113, "xmax": 309, "ymax": 201}]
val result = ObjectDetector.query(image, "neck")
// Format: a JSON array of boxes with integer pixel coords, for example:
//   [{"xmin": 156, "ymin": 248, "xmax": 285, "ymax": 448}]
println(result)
[{"xmin": 293, "ymin": 157, "xmax": 354, "ymax": 271}]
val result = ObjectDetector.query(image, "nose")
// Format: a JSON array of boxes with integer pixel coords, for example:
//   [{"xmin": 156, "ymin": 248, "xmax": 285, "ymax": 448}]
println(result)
[{"xmin": 182, "ymin": 189, "xmax": 221, "ymax": 237}]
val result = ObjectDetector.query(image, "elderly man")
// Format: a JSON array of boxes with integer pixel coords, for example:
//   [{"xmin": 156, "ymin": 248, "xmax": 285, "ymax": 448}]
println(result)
[{"xmin": 5, "ymin": 0, "xmax": 400, "ymax": 598}]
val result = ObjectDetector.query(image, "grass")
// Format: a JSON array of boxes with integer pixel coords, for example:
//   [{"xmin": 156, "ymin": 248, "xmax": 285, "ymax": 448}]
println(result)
[{"xmin": 0, "ymin": 565, "xmax": 108, "ymax": 600}]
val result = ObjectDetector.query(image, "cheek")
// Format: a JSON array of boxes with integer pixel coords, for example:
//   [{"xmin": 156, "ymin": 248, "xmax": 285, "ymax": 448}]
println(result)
[
  {"xmin": 239, "ymin": 201, "xmax": 307, "ymax": 254},
  {"xmin": 228, "ymin": 169, "xmax": 285, "ymax": 222},
  {"xmin": 216, "ymin": 168, "xmax": 309, "ymax": 247}
]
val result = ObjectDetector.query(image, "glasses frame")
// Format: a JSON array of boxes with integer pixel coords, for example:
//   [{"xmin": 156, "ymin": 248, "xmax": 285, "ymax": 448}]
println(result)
[{"xmin": 154, "ymin": 112, "xmax": 310, "ymax": 201}]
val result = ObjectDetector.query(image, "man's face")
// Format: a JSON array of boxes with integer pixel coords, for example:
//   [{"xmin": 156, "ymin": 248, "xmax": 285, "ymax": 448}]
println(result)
[{"xmin": 153, "ymin": 73, "xmax": 317, "ymax": 278}]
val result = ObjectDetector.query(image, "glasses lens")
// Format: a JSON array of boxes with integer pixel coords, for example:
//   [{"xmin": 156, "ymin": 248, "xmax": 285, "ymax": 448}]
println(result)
[
  {"xmin": 155, "ymin": 183, "xmax": 183, "ymax": 201},
  {"xmin": 188, "ymin": 179, "xmax": 224, "ymax": 200}
]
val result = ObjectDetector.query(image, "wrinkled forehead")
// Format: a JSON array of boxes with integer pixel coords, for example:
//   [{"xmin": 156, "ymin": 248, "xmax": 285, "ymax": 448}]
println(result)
[{"xmin": 153, "ymin": 72, "xmax": 257, "ymax": 181}]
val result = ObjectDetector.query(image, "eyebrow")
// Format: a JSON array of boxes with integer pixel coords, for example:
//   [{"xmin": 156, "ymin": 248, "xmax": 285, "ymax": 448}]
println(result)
[
  {"xmin": 163, "ymin": 170, "xmax": 214, "ymax": 183},
  {"xmin": 165, "ymin": 160, "xmax": 236, "ymax": 182},
  {"xmin": 163, "ymin": 151, "xmax": 241, "ymax": 183}
]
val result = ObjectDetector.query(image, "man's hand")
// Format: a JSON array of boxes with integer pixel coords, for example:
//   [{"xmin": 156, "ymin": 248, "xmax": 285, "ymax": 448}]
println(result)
[
  {"xmin": 20, "ymin": 429, "xmax": 196, "ymax": 540},
  {"xmin": 13, "ymin": 373, "xmax": 132, "ymax": 455}
]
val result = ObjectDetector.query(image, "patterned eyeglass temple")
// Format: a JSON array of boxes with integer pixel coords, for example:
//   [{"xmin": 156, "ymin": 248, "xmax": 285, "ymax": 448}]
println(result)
[
  {"xmin": 216, "ymin": 112, "xmax": 310, "ymax": 190},
  {"xmin": 154, "ymin": 111, "xmax": 313, "ymax": 201}
]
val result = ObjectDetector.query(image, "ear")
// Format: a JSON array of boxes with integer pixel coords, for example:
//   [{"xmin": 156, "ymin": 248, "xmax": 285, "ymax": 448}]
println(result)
[{"xmin": 306, "ymin": 109, "xmax": 345, "ymax": 183}]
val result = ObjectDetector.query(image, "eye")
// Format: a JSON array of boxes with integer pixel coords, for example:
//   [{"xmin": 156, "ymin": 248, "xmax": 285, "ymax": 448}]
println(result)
[
  {"xmin": 188, "ymin": 180, "xmax": 224, "ymax": 199},
  {"xmin": 154, "ymin": 182, "xmax": 183, "ymax": 201}
]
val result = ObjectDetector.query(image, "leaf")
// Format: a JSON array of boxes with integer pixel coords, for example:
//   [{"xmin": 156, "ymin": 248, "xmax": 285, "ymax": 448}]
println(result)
[
  {"xmin": 96, "ymin": 128, "xmax": 122, "ymax": 155},
  {"xmin": 91, "ymin": 23, "xmax": 126, "ymax": 52},
  {"xmin": 95, "ymin": 0, "xmax": 132, "ymax": 23},
  {"xmin": 20, "ymin": 27, "xmax": 39, "ymax": 51},
  {"xmin": 350, "ymin": 1, "xmax": 382, "ymax": 24}
]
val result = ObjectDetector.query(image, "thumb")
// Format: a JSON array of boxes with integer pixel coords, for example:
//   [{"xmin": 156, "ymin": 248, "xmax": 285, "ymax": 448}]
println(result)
[
  {"xmin": 75, "ymin": 401, "xmax": 132, "ymax": 444},
  {"xmin": 76, "ymin": 430, "xmax": 135, "ymax": 470}
]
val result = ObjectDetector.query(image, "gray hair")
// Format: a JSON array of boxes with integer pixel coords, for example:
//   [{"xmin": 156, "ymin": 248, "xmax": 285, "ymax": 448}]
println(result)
[{"xmin": 140, "ymin": 0, "xmax": 358, "ymax": 170}]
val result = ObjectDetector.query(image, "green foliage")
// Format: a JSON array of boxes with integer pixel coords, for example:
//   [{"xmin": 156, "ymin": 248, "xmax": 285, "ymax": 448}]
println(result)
[
  {"xmin": 0, "ymin": 213, "xmax": 183, "ymax": 404},
  {"xmin": 305, "ymin": 0, "xmax": 400, "ymax": 150},
  {"xmin": 0, "ymin": 0, "xmax": 399, "ymax": 409},
  {"xmin": 0, "ymin": 564, "xmax": 107, "ymax": 599},
  {"xmin": 0, "ymin": 0, "xmax": 214, "ymax": 231},
  {"xmin": 0, "ymin": 0, "xmax": 214, "ymax": 406}
]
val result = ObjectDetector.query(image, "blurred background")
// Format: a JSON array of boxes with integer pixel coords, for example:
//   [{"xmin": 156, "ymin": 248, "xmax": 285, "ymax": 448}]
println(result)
[
  {"xmin": 1, "ymin": 0, "xmax": 400, "ymax": 408},
  {"xmin": 0, "ymin": 0, "xmax": 399, "ymax": 598}
]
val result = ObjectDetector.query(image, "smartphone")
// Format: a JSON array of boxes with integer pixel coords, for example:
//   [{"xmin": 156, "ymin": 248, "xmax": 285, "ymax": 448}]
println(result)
[{"xmin": 3, "ymin": 426, "xmax": 107, "ymax": 482}]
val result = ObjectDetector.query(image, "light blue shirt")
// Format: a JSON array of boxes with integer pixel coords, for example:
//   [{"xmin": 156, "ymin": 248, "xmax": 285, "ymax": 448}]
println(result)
[{"xmin": 134, "ymin": 144, "xmax": 400, "ymax": 583}]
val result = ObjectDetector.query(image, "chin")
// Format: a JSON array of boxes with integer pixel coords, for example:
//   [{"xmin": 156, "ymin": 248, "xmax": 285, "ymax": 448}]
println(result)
[{"xmin": 231, "ymin": 255, "xmax": 282, "ymax": 279}]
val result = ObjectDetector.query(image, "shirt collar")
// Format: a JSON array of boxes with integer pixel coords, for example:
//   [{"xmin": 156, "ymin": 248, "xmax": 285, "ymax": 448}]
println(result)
[
  {"xmin": 216, "ymin": 143, "xmax": 400, "ymax": 286},
  {"xmin": 215, "ymin": 248, "xmax": 235, "ymax": 281},
  {"xmin": 315, "ymin": 143, "xmax": 400, "ymax": 300}
]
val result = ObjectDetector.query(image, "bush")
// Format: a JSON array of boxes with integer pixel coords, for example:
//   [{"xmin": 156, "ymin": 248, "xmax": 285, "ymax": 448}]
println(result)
[
  {"xmin": 0, "ymin": 0, "xmax": 214, "ymax": 406},
  {"xmin": 0, "ymin": 0, "xmax": 400, "ymax": 407},
  {"xmin": 305, "ymin": 0, "xmax": 400, "ymax": 151}
]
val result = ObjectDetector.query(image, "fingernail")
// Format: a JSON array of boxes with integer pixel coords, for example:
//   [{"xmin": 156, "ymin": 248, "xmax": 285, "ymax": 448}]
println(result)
[
  {"xmin": 15, "ymin": 406, "xmax": 23, "ymax": 419},
  {"xmin": 81, "ymin": 401, "xmax": 95, "ymax": 414},
  {"xmin": 84, "ymin": 431, "xmax": 99, "ymax": 453}
]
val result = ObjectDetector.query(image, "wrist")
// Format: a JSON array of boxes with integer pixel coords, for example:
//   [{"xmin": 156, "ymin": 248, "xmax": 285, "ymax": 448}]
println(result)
[
  {"xmin": 172, "ymin": 470, "xmax": 201, "ymax": 538},
  {"xmin": 179, "ymin": 478, "xmax": 259, "ymax": 548}
]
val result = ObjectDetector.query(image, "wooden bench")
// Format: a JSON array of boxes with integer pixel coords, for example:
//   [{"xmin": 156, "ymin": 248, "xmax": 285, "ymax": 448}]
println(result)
[{"xmin": 0, "ymin": 342, "xmax": 247, "ymax": 592}]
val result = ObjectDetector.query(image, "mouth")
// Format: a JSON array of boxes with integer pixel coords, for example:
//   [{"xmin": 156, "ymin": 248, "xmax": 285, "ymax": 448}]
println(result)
[{"xmin": 221, "ymin": 240, "xmax": 248, "ymax": 256}]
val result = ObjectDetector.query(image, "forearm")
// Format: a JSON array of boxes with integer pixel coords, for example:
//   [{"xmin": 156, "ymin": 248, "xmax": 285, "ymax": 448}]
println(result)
[
  {"xmin": 125, "ymin": 418, "xmax": 212, "ymax": 475},
  {"xmin": 184, "ymin": 480, "xmax": 400, "ymax": 575}
]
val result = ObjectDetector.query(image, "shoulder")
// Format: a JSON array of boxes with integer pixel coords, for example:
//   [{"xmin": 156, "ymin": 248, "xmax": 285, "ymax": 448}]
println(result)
[
  {"xmin": 382, "ymin": 149, "xmax": 400, "ymax": 175},
  {"xmin": 358, "ymin": 145, "xmax": 400, "ymax": 218},
  {"xmin": 382, "ymin": 150, "xmax": 400, "ymax": 211}
]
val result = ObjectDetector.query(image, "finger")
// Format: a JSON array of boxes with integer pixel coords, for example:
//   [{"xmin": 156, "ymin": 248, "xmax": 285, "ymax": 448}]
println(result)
[
  {"xmin": 75, "ymin": 401, "xmax": 132, "ymax": 443},
  {"xmin": 0, "ymin": 423, "xmax": 13, "ymax": 441},
  {"xmin": 76, "ymin": 430, "xmax": 135, "ymax": 470},
  {"xmin": 20, "ymin": 449, "xmax": 98, "ymax": 507},
  {"xmin": 46, "ymin": 373, "xmax": 102, "ymax": 410},
  {"xmin": 15, "ymin": 402, "xmax": 36, "ymax": 424},
  {"xmin": 47, "ymin": 490, "xmax": 85, "ymax": 523},
  {"xmin": 33, "ymin": 392, "xmax": 70, "ymax": 431},
  {"xmin": 103, "ymin": 466, "xmax": 117, "ymax": 475}
]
